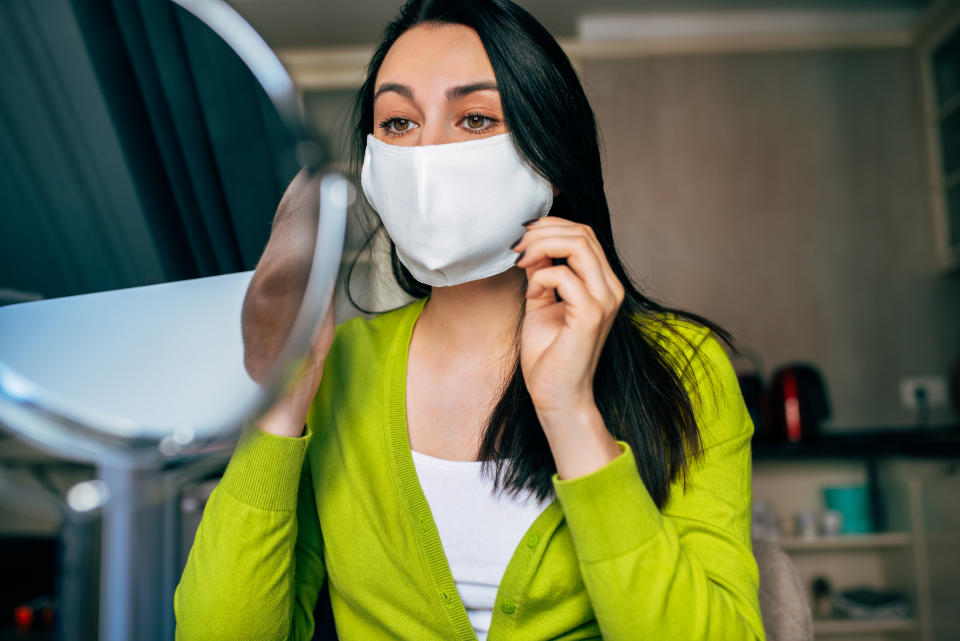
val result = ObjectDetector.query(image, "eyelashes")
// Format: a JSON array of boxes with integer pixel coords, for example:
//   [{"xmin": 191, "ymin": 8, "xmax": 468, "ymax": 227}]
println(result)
[
  {"xmin": 377, "ymin": 112, "xmax": 501, "ymax": 137},
  {"xmin": 461, "ymin": 113, "xmax": 499, "ymax": 134},
  {"xmin": 377, "ymin": 117, "xmax": 416, "ymax": 136}
]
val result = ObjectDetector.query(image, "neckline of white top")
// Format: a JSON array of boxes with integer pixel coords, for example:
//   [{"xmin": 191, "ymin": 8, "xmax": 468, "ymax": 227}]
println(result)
[{"xmin": 410, "ymin": 449, "xmax": 520, "ymax": 473}]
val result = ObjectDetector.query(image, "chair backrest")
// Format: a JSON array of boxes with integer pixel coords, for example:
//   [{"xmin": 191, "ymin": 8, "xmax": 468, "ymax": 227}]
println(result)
[{"xmin": 753, "ymin": 538, "xmax": 814, "ymax": 641}]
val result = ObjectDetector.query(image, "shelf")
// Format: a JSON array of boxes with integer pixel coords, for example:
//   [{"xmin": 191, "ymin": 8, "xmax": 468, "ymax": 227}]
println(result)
[
  {"xmin": 752, "ymin": 427, "xmax": 960, "ymax": 460},
  {"xmin": 773, "ymin": 532, "xmax": 911, "ymax": 552},
  {"xmin": 813, "ymin": 618, "xmax": 917, "ymax": 635}
]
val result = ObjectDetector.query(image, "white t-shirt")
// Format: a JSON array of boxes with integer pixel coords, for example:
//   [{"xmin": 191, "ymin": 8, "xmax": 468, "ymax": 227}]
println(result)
[{"xmin": 411, "ymin": 450, "xmax": 550, "ymax": 641}]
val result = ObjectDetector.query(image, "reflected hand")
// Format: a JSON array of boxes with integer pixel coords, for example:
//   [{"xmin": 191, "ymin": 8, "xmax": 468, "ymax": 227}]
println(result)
[
  {"xmin": 241, "ymin": 168, "xmax": 332, "ymax": 438},
  {"xmin": 257, "ymin": 296, "xmax": 335, "ymax": 438}
]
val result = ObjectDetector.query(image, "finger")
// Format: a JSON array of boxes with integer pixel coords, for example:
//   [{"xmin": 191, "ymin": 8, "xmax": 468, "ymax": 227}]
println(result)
[
  {"xmin": 513, "ymin": 226, "xmax": 588, "ymax": 250},
  {"xmin": 521, "ymin": 255, "xmax": 558, "ymax": 309},
  {"xmin": 514, "ymin": 226, "xmax": 606, "ymax": 279},
  {"xmin": 522, "ymin": 216, "xmax": 599, "ymax": 241},
  {"xmin": 520, "ymin": 219, "xmax": 623, "ymax": 305},
  {"xmin": 526, "ymin": 265, "xmax": 604, "ymax": 327},
  {"xmin": 517, "ymin": 235, "xmax": 611, "ymax": 303},
  {"xmin": 518, "ymin": 218, "xmax": 608, "ymax": 276},
  {"xmin": 523, "ymin": 215, "xmax": 578, "ymax": 229}
]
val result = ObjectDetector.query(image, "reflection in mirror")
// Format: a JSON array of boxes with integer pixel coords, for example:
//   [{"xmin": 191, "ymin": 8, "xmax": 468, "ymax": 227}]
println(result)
[{"xmin": 241, "ymin": 170, "xmax": 319, "ymax": 384}]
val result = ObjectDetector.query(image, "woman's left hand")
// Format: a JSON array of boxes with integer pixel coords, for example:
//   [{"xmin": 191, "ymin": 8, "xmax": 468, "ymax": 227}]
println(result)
[{"xmin": 513, "ymin": 216, "xmax": 625, "ymax": 432}]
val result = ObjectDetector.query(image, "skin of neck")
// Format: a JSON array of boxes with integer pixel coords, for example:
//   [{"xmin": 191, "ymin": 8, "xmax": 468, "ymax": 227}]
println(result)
[{"xmin": 416, "ymin": 265, "xmax": 526, "ymax": 368}]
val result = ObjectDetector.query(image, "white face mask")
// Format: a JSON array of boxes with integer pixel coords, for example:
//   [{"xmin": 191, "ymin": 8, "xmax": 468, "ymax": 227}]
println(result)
[{"xmin": 360, "ymin": 132, "xmax": 554, "ymax": 287}]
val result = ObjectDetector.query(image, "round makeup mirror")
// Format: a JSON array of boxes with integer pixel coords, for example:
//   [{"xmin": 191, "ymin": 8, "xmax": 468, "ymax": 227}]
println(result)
[
  {"xmin": 0, "ymin": 0, "xmax": 346, "ymax": 466},
  {"xmin": 0, "ymin": 1, "xmax": 348, "ymax": 639}
]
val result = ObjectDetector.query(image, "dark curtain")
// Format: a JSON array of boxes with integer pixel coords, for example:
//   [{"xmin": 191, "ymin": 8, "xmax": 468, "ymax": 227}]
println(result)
[{"xmin": 0, "ymin": 0, "xmax": 298, "ymax": 301}]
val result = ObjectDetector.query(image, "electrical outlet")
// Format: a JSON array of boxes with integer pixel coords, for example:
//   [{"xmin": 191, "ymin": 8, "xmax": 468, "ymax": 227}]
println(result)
[{"xmin": 899, "ymin": 376, "xmax": 948, "ymax": 410}]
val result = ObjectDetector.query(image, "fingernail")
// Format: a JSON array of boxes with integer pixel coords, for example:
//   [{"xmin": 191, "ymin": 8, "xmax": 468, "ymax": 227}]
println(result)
[
  {"xmin": 521, "ymin": 218, "xmax": 539, "ymax": 227},
  {"xmin": 514, "ymin": 250, "xmax": 525, "ymax": 264},
  {"xmin": 509, "ymin": 237, "xmax": 523, "ymax": 250}
]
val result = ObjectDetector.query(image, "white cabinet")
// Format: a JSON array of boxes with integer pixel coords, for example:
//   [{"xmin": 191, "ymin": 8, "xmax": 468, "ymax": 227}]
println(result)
[{"xmin": 753, "ymin": 458, "xmax": 960, "ymax": 641}]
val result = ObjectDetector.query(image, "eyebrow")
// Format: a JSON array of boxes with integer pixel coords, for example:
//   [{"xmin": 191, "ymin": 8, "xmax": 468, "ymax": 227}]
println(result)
[{"xmin": 373, "ymin": 81, "xmax": 499, "ymax": 102}]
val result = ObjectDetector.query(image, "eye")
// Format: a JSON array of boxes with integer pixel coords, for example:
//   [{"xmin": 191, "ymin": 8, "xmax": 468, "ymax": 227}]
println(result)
[
  {"xmin": 461, "ymin": 112, "xmax": 499, "ymax": 134},
  {"xmin": 377, "ymin": 117, "xmax": 419, "ymax": 136}
]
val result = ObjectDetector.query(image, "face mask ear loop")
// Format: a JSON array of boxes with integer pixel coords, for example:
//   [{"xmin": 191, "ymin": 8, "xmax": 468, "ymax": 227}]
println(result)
[{"xmin": 345, "ymin": 220, "xmax": 388, "ymax": 316}]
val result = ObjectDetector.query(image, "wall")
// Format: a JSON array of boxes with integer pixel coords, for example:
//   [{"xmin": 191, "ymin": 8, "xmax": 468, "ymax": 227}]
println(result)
[{"xmin": 579, "ymin": 48, "xmax": 960, "ymax": 430}]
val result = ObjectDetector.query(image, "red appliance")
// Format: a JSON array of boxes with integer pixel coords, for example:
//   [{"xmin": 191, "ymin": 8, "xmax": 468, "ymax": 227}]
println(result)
[{"xmin": 768, "ymin": 364, "xmax": 830, "ymax": 444}]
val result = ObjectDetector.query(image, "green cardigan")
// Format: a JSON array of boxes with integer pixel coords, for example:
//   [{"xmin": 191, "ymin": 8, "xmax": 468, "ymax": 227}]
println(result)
[{"xmin": 174, "ymin": 297, "xmax": 766, "ymax": 640}]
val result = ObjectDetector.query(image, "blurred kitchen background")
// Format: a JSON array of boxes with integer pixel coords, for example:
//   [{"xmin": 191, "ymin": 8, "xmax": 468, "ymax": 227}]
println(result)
[{"xmin": 1, "ymin": 0, "xmax": 959, "ymax": 640}]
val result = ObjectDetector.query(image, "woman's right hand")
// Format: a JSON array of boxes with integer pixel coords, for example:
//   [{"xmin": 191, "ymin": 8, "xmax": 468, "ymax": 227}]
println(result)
[{"xmin": 257, "ymin": 297, "xmax": 335, "ymax": 438}]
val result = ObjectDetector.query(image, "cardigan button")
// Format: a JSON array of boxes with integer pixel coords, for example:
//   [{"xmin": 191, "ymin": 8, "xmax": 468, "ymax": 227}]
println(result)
[
  {"xmin": 501, "ymin": 602, "xmax": 516, "ymax": 615},
  {"xmin": 525, "ymin": 533, "xmax": 539, "ymax": 548}
]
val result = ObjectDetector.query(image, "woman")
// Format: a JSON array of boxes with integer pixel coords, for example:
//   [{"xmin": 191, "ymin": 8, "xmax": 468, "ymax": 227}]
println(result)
[{"xmin": 175, "ymin": 0, "xmax": 765, "ymax": 639}]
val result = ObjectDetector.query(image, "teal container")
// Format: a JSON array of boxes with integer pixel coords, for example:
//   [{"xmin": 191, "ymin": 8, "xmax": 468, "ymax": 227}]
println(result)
[{"xmin": 823, "ymin": 485, "xmax": 874, "ymax": 534}]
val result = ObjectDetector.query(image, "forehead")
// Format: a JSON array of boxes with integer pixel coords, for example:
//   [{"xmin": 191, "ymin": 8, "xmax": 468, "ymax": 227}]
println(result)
[{"xmin": 376, "ymin": 23, "xmax": 497, "ymax": 93}]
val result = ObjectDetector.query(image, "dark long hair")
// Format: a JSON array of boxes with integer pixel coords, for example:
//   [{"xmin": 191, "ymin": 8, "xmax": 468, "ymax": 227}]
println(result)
[{"xmin": 346, "ymin": 0, "xmax": 733, "ymax": 507}]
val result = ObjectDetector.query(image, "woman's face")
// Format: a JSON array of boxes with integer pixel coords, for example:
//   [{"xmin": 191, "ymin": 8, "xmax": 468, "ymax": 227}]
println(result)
[{"xmin": 372, "ymin": 23, "xmax": 507, "ymax": 146}]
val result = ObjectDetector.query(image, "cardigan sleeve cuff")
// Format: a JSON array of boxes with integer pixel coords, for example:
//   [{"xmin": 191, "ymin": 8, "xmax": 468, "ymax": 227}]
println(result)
[
  {"xmin": 217, "ymin": 421, "xmax": 311, "ymax": 512},
  {"xmin": 552, "ymin": 440, "xmax": 663, "ymax": 562}
]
